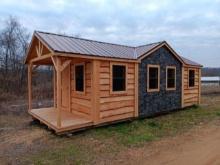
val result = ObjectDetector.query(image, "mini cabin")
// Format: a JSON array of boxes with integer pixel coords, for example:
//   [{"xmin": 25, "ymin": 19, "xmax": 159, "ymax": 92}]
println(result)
[{"xmin": 25, "ymin": 31, "xmax": 202, "ymax": 134}]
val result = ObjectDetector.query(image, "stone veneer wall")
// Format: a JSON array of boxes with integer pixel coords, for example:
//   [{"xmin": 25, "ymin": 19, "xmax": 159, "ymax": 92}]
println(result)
[{"xmin": 139, "ymin": 46, "xmax": 182, "ymax": 117}]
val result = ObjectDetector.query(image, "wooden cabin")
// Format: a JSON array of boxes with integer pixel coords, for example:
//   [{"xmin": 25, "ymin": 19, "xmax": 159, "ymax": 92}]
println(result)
[{"xmin": 25, "ymin": 31, "xmax": 202, "ymax": 134}]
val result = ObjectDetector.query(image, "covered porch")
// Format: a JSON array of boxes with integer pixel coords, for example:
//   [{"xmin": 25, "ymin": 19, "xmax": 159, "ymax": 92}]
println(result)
[
  {"xmin": 26, "ymin": 36, "xmax": 96, "ymax": 134},
  {"xmin": 29, "ymin": 107, "xmax": 92, "ymax": 133}
]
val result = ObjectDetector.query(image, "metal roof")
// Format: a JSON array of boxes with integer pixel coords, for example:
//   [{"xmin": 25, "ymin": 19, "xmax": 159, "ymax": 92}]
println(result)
[
  {"xmin": 180, "ymin": 56, "xmax": 202, "ymax": 67},
  {"xmin": 34, "ymin": 31, "xmax": 201, "ymax": 66}
]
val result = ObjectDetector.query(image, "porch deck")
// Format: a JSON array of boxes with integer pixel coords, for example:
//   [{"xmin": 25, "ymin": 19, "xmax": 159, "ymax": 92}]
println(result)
[{"xmin": 29, "ymin": 107, "xmax": 93, "ymax": 134}]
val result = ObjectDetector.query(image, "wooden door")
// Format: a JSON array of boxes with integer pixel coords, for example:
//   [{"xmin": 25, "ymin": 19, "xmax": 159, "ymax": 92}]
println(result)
[{"xmin": 61, "ymin": 64, "xmax": 70, "ymax": 112}]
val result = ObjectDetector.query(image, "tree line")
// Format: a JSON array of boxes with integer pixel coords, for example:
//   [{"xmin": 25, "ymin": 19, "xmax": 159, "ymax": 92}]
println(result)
[{"xmin": 0, "ymin": 16, "xmax": 53, "ymax": 101}]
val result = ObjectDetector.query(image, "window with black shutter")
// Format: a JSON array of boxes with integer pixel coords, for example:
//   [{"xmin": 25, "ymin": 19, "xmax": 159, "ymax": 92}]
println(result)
[
  {"xmin": 189, "ymin": 69, "xmax": 195, "ymax": 87},
  {"xmin": 112, "ymin": 65, "xmax": 126, "ymax": 91},
  {"xmin": 75, "ymin": 65, "xmax": 84, "ymax": 92}
]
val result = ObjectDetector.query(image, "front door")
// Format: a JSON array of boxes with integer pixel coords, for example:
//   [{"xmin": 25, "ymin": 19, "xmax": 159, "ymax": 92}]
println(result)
[{"xmin": 61, "ymin": 64, "xmax": 70, "ymax": 112}]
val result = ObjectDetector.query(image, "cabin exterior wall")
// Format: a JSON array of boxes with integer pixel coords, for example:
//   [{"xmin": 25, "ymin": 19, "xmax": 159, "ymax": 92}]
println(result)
[
  {"xmin": 182, "ymin": 66, "xmax": 201, "ymax": 107},
  {"xmin": 69, "ymin": 58, "xmax": 137, "ymax": 124},
  {"xmin": 139, "ymin": 46, "xmax": 182, "ymax": 117},
  {"xmin": 97, "ymin": 60, "xmax": 136, "ymax": 124},
  {"xmin": 70, "ymin": 60, "xmax": 92, "ymax": 120}
]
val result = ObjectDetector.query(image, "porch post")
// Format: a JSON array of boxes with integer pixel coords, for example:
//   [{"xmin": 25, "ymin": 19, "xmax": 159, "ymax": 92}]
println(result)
[
  {"xmin": 53, "ymin": 66, "xmax": 57, "ymax": 108},
  {"xmin": 28, "ymin": 63, "xmax": 33, "ymax": 111},
  {"xmin": 56, "ymin": 58, "xmax": 62, "ymax": 128},
  {"xmin": 51, "ymin": 56, "xmax": 71, "ymax": 128}
]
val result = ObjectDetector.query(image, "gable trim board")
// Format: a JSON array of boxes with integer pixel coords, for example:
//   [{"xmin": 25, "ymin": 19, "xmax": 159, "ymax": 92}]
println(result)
[{"xmin": 26, "ymin": 31, "xmax": 202, "ymax": 134}]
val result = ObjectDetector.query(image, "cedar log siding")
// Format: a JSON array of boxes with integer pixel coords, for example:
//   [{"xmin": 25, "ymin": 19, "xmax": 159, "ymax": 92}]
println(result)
[
  {"xmin": 182, "ymin": 66, "xmax": 201, "ymax": 107},
  {"xmin": 139, "ymin": 46, "xmax": 182, "ymax": 117},
  {"xmin": 71, "ymin": 61, "xmax": 92, "ymax": 120},
  {"xmin": 98, "ymin": 61, "xmax": 136, "ymax": 123}
]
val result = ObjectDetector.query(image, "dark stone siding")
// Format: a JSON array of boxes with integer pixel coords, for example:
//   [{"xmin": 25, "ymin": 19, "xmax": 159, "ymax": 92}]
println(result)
[{"xmin": 139, "ymin": 46, "xmax": 182, "ymax": 117}]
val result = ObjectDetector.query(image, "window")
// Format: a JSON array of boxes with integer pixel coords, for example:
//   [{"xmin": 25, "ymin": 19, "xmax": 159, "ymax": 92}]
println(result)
[
  {"xmin": 112, "ymin": 65, "xmax": 126, "ymax": 92},
  {"xmin": 189, "ymin": 69, "xmax": 195, "ymax": 87},
  {"xmin": 166, "ymin": 66, "xmax": 176, "ymax": 90},
  {"xmin": 147, "ymin": 65, "xmax": 160, "ymax": 92},
  {"xmin": 75, "ymin": 64, "xmax": 84, "ymax": 92}
]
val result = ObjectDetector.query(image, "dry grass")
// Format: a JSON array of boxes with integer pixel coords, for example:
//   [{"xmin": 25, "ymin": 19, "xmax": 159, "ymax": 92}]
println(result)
[{"xmin": 202, "ymin": 85, "xmax": 220, "ymax": 95}]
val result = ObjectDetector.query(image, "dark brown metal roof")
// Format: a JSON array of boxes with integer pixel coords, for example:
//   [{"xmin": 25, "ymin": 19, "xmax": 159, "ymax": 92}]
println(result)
[
  {"xmin": 35, "ymin": 31, "xmax": 201, "ymax": 66},
  {"xmin": 35, "ymin": 31, "xmax": 135, "ymax": 59}
]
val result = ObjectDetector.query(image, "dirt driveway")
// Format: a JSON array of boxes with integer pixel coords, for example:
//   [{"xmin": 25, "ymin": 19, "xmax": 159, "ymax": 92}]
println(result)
[{"xmin": 132, "ymin": 122, "xmax": 220, "ymax": 165}]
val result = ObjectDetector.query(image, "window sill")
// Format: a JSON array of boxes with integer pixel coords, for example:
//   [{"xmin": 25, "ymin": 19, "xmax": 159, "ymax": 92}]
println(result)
[
  {"xmin": 188, "ymin": 86, "xmax": 197, "ymax": 89},
  {"xmin": 147, "ymin": 89, "xmax": 160, "ymax": 92},
  {"xmin": 110, "ymin": 90, "xmax": 127, "ymax": 95},
  {"xmin": 74, "ymin": 91, "xmax": 86, "ymax": 95},
  {"xmin": 166, "ymin": 88, "xmax": 176, "ymax": 91}
]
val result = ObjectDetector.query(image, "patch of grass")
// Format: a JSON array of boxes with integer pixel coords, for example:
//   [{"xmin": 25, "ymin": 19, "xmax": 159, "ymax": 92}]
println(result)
[
  {"xmin": 24, "ymin": 144, "xmax": 83, "ymax": 165},
  {"xmin": 91, "ymin": 105, "xmax": 220, "ymax": 146},
  {"xmin": 148, "ymin": 121, "xmax": 161, "ymax": 128},
  {"xmin": 216, "ymin": 112, "xmax": 220, "ymax": 116}
]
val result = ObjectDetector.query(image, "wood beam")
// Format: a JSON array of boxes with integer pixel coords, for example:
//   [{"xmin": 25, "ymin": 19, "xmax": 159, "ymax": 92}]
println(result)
[
  {"xmin": 53, "ymin": 66, "xmax": 57, "ymax": 108},
  {"xmin": 54, "ymin": 53, "xmax": 138, "ymax": 63},
  {"xmin": 36, "ymin": 40, "xmax": 44, "ymax": 57},
  {"xmin": 51, "ymin": 56, "xmax": 58, "ymax": 71},
  {"xmin": 28, "ymin": 63, "xmax": 33, "ymax": 111},
  {"xmin": 56, "ymin": 57, "xmax": 62, "ymax": 127},
  {"xmin": 31, "ymin": 53, "xmax": 53, "ymax": 63},
  {"xmin": 60, "ymin": 60, "xmax": 71, "ymax": 72},
  {"xmin": 134, "ymin": 63, "xmax": 139, "ymax": 117},
  {"xmin": 51, "ymin": 56, "xmax": 72, "ymax": 127},
  {"xmin": 91, "ymin": 60, "xmax": 100, "ymax": 123},
  {"xmin": 181, "ymin": 66, "xmax": 185, "ymax": 108}
]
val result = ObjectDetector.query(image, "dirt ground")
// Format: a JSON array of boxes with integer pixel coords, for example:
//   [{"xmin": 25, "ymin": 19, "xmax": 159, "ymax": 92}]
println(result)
[
  {"xmin": 110, "ymin": 120, "xmax": 220, "ymax": 165},
  {"xmin": 0, "ymin": 94, "xmax": 220, "ymax": 165}
]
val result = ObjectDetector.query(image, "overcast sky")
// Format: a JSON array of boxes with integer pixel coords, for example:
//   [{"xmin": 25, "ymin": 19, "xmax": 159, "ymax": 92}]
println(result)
[{"xmin": 0, "ymin": 0, "xmax": 220, "ymax": 67}]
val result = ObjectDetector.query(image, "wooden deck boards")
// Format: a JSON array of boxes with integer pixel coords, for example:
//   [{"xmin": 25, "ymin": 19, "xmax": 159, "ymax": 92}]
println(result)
[{"xmin": 29, "ymin": 107, "xmax": 93, "ymax": 133}]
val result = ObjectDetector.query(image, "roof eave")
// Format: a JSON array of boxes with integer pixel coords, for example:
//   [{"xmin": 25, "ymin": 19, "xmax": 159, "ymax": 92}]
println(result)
[{"xmin": 53, "ymin": 50, "xmax": 138, "ymax": 63}]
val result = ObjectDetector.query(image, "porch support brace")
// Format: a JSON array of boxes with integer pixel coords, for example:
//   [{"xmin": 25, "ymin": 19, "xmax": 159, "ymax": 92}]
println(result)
[
  {"xmin": 51, "ymin": 56, "xmax": 62, "ymax": 127},
  {"xmin": 28, "ymin": 63, "xmax": 33, "ymax": 111},
  {"xmin": 51, "ymin": 56, "xmax": 71, "ymax": 128}
]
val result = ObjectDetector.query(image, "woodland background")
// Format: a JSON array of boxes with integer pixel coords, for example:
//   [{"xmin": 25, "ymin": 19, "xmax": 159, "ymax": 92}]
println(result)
[{"xmin": 0, "ymin": 16, "xmax": 53, "ymax": 102}]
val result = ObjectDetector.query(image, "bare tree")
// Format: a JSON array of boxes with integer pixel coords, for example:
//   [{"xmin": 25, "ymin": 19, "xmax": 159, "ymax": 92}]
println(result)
[{"xmin": 0, "ymin": 16, "xmax": 30, "ymax": 95}]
